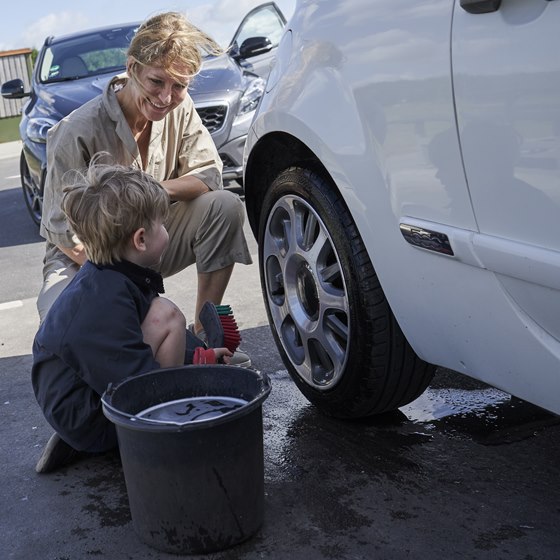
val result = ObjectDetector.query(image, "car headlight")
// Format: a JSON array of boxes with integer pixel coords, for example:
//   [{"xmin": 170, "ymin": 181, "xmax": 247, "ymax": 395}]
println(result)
[
  {"xmin": 26, "ymin": 117, "xmax": 58, "ymax": 143},
  {"xmin": 238, "ymin": 77, "xmax": 266, "ymax": 116}
]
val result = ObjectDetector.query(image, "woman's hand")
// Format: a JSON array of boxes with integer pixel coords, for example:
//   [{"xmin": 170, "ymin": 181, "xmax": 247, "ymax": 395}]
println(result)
[{"xmin": 57, "ymin": 243, "xmax": 87, "ymax": 266}]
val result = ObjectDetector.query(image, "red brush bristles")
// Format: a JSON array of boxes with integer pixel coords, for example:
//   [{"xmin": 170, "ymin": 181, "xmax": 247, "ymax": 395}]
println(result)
[
  {"xmin": 214, "ymin": 304, "xmax": 241, "ymax": 353},
  {"xmin": 219, "ymin": 314, "xmax": 241, "ymax": 353},
  {"xmin": 200, "ymin": 302, "xmax": 242, "ymax": 354}
]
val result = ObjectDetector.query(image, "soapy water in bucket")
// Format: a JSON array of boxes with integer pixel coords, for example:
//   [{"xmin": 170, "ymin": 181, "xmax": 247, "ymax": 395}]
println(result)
[{"xmin": 135, "ymin": 396, "xmax": 248, "ymax": 425}]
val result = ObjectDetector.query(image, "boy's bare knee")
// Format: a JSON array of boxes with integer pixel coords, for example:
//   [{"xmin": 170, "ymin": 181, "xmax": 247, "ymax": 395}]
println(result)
[{"xmin": 144, "ymin": 297, "xmax": 186, "ymax": 330}]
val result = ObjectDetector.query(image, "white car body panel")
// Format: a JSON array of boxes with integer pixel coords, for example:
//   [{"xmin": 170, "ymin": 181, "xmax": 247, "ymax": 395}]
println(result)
[{"xmin": 245, "ymin": 0, "xmax": 560, "ymax": 413}]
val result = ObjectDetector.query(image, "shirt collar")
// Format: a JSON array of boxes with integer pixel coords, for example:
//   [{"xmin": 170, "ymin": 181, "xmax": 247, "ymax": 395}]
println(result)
[{"xmin": 97, "ymin": 259, "xmax": 165, "ymax": 294}]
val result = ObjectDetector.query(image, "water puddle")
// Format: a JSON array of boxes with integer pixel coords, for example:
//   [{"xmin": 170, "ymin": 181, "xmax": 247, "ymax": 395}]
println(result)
[
  {"xmin": 400, "ymin": 387, "xmax": 511, "ymax": 423},
  {"xmin": 136, "ymin": 396, "xmax": 247, "ymax": 425},
  {"xmin": 400, "ymin": 387, "xmax": 559, "ymax": 444}
]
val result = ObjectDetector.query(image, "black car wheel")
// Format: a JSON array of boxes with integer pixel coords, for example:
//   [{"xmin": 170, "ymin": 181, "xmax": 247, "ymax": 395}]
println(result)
[
  {"xmin": 20, "ymin": 152, "xmax": 43, "ymax": 226},
  {"xmin": 258, "ymin": 166, "xmax": 435, "ymax": 418}
]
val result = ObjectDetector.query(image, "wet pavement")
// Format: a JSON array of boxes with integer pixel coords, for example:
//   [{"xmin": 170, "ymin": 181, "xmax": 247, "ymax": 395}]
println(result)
[
  {"xmin": 1, "ymin": 142, "xmax": 560, "ymax": 559},
  {"xmin": 2, "ymin": 323, "xmax": 560, "ymax": 560}
]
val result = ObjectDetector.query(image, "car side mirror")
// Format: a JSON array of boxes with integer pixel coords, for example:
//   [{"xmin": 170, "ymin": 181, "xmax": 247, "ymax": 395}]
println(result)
[
  {"xmin": 1, "ymin": 78, "xmax": 29, "ymax": 99},
  {"xmin": 239, "ymin": 37, "xmax": 273, "ymax": 59}
]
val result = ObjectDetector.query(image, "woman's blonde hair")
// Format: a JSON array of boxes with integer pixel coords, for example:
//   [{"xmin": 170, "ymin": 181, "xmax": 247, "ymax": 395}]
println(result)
[
  {"xmin": 127, "ymin": 11, "xmax": 223, "ymax": 83},
  {"xmin": 62, "ymin": 154, "xmax": 170, "ymax": 265}
]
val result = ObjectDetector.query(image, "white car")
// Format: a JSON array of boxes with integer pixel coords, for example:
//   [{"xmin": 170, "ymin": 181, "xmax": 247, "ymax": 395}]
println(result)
[{"xmin": 243, "ymin": 0, "xmax": 560, "ymax": 418}]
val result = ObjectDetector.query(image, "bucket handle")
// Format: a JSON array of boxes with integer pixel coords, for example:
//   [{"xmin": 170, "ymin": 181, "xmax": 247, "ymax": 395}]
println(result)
[
  {"xmin": 101, "ymin": 388, "xmax": 271, "ymax": 427},
  {"xmin": 102, "ymin": 396, "xmax": 202, "ymax": 426}
]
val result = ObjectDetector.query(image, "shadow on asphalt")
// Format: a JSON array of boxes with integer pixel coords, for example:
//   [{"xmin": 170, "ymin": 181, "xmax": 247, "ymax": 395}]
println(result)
[{"xmin": 0, "ymin": 187, "xmax": 42, "ymax": 247}]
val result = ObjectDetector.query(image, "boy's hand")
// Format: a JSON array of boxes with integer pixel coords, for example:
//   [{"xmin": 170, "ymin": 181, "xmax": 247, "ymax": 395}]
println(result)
[
  {"xmin": 214, "ymin": 348, "xmax": 234, "ymax": 364},
  {"xmin": 193, "ymin": 347, "xmax": 233, "ymax": 364}
]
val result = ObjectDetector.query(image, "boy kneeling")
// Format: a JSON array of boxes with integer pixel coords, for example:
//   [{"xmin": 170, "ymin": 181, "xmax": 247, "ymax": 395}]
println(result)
[{"xmin": 32, "ymin": 158, "xmax": 232, "ymax": 474}]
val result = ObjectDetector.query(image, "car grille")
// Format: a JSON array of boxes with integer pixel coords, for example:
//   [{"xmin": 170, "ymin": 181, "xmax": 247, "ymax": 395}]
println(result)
[
  {"xmin": 196, "ymin": 105, "xmax": 227, "ymax": 134},
  {"xmin": 220, "ymin": 153, "xmax": 236, "ymax": 168}
]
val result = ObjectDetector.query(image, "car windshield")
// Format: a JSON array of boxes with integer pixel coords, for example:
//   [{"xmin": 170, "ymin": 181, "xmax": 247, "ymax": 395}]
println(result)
[{"xmin": 39, "ymin": 24, "xmax": 139, "ymax": 83}]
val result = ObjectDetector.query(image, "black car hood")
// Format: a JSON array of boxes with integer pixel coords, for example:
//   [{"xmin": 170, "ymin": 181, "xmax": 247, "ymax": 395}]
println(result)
[
  {"xmin": 35, "ymin": 74, "xmax": 113, "ymax": 121},
  {"xmin": 33, "ymin": 53, "xmax": 246, "ymax": 121}
]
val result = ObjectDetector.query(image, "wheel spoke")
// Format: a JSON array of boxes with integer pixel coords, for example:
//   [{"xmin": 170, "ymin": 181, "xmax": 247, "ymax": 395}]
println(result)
[
  {"xmin": 324, "ymin": 312, "xmax": 348, "ymax": 341},
  {"xmin": 318, "ymin": 288, "xmax": 347, "ymax": 314},
  {"xmin": 321, "ymin": 262, "xmax": 341, "ymax": 285},
  {"xmin": 32, "ymin": 191, "xmax": 42, "ymax": 213},
  {"xmin": 302, "ymin": 226, "xmax": 329, "ymax": 264},
  {"xmin": 300, "ymin": 210, "xmax": 318, "ymax": 251},
  {"xmin": 295, "ymin": 318, "xmax": 346, "ymax": 386}
]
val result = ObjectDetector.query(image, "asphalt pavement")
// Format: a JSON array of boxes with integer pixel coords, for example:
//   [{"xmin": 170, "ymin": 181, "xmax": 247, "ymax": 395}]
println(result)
[
  {"xmin": 0, "ymin": 140, "xmax": 22, "ymax": 159},
  {"xmin": 2, "ymin": 141, "xmax": 560, "ymax": 560}
]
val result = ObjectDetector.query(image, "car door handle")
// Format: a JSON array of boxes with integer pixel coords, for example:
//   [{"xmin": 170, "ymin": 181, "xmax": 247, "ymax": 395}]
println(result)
[
  {"xmin": 460, "ymin": 0, "xmax": 501, "ymax": 13},
  {"xmin": 461, "ymin": 0, "xmax": 556, "ymax": 13}
]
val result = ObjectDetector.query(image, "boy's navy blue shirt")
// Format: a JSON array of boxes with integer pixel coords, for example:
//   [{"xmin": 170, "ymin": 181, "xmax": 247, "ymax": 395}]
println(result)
[{"xmin": 32, "ymin": 260, "xmax": 165, "ymax": 452}]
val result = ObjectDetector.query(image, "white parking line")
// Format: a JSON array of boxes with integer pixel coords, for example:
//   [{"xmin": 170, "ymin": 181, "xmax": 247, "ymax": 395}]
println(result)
[{"xmin": 0, "ymin": 300, "xmax": 23, "ymax": 311}]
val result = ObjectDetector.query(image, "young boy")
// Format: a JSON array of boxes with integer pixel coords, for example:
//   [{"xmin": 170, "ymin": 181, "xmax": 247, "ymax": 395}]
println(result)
[{"xmin": 32, "ymin": 158, "xmax": 232, "ymax": 474}]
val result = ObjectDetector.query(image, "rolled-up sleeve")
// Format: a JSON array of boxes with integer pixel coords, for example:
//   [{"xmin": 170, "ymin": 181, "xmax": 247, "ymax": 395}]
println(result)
[
  {"xmin": 175, "ymin": 98, "xmax": 223, "ymax": 191},
  {"xmin": 40, "ymin": 121, "xmax": 87, "ymax": 248}
]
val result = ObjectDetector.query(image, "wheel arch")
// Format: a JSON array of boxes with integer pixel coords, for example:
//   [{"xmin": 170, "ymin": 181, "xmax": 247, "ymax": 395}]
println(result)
[{"xmin": 244, "ymin": 131, "xmax": 333, "ymax": 239}]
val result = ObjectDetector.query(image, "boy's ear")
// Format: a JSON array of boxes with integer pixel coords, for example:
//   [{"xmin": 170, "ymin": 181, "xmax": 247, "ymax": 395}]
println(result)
[{"xmin": 131, "ymin": 228, "xmax": 146, "ymax": 252}]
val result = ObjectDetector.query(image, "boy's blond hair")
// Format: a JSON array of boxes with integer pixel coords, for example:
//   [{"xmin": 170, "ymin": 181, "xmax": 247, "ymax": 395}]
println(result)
[
  {"xmin": 127, "ymin": 11, "xmax": 223, "ymax": 84},
  {"xmin": 62, "ymin": 156, "xmax": 170, "ymax": 265}
]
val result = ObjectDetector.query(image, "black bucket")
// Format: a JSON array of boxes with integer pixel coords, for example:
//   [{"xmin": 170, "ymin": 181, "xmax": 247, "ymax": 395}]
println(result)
[{"xmin": 101, "ymin": 365, "xmax": 271, "ymax": 555}]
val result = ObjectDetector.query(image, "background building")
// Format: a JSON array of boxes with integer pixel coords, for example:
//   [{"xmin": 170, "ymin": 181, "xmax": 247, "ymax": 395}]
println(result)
[{"xmin": 0, "ymin": 48, "xmax": 32, "ymax": 118}]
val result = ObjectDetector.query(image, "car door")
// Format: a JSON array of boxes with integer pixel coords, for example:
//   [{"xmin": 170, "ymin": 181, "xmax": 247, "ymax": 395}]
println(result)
[
  {"xmin": 452, "ymin": 0, "xmax": 560, "ymax": 341},
  {"xmin": 228, "ymin": 2, "xmax": 287, "ymax": 79}
]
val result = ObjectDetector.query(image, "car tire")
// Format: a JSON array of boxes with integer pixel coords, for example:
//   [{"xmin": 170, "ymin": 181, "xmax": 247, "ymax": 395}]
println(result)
[
  {"xmin": 258, "ymin": 166, "xmax": 435, "ymax": 418},
  {"xmin": 20, "ymin": 152, "xmax": 43, "ymax": 226}
]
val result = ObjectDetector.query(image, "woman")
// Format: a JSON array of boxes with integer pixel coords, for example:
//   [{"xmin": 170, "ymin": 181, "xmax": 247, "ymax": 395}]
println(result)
[{"xmin": 38, "ymin": 12, "xmax": 253, "ymax": 364}]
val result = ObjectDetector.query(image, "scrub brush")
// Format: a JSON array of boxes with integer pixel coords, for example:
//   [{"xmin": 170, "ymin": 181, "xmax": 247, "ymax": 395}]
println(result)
[{"xmin": 199, "ymin": 301, "xmax": 242, "ymax": 354}]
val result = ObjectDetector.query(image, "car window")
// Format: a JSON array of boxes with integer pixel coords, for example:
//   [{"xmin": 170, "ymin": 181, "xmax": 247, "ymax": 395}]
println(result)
[
  {"xmin": 233, "ymin": 3, "xmax": 285, "ymax": 49},
  {"xmin": 39, "ymin": 25, "xmax": 138, "ymax": 83}
]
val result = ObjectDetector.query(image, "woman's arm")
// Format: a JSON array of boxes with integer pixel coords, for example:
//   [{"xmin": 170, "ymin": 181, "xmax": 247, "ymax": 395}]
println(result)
[
  {"xmin": 160, "ymin": 174, "xmax": 210, "ymax": 202},
  {"xmin": 163, "ymin": 96, "xmax": 223, "ymax": 200},
  {"xmin": 41, "ymin": 121, "xmax": 91, "ymax": 260}
]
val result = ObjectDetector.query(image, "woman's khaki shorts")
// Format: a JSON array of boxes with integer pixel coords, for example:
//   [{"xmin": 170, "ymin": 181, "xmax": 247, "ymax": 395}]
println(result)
[{"xmin": 37, "ymin": 190, "xmax": 252, "ymax": 322}]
